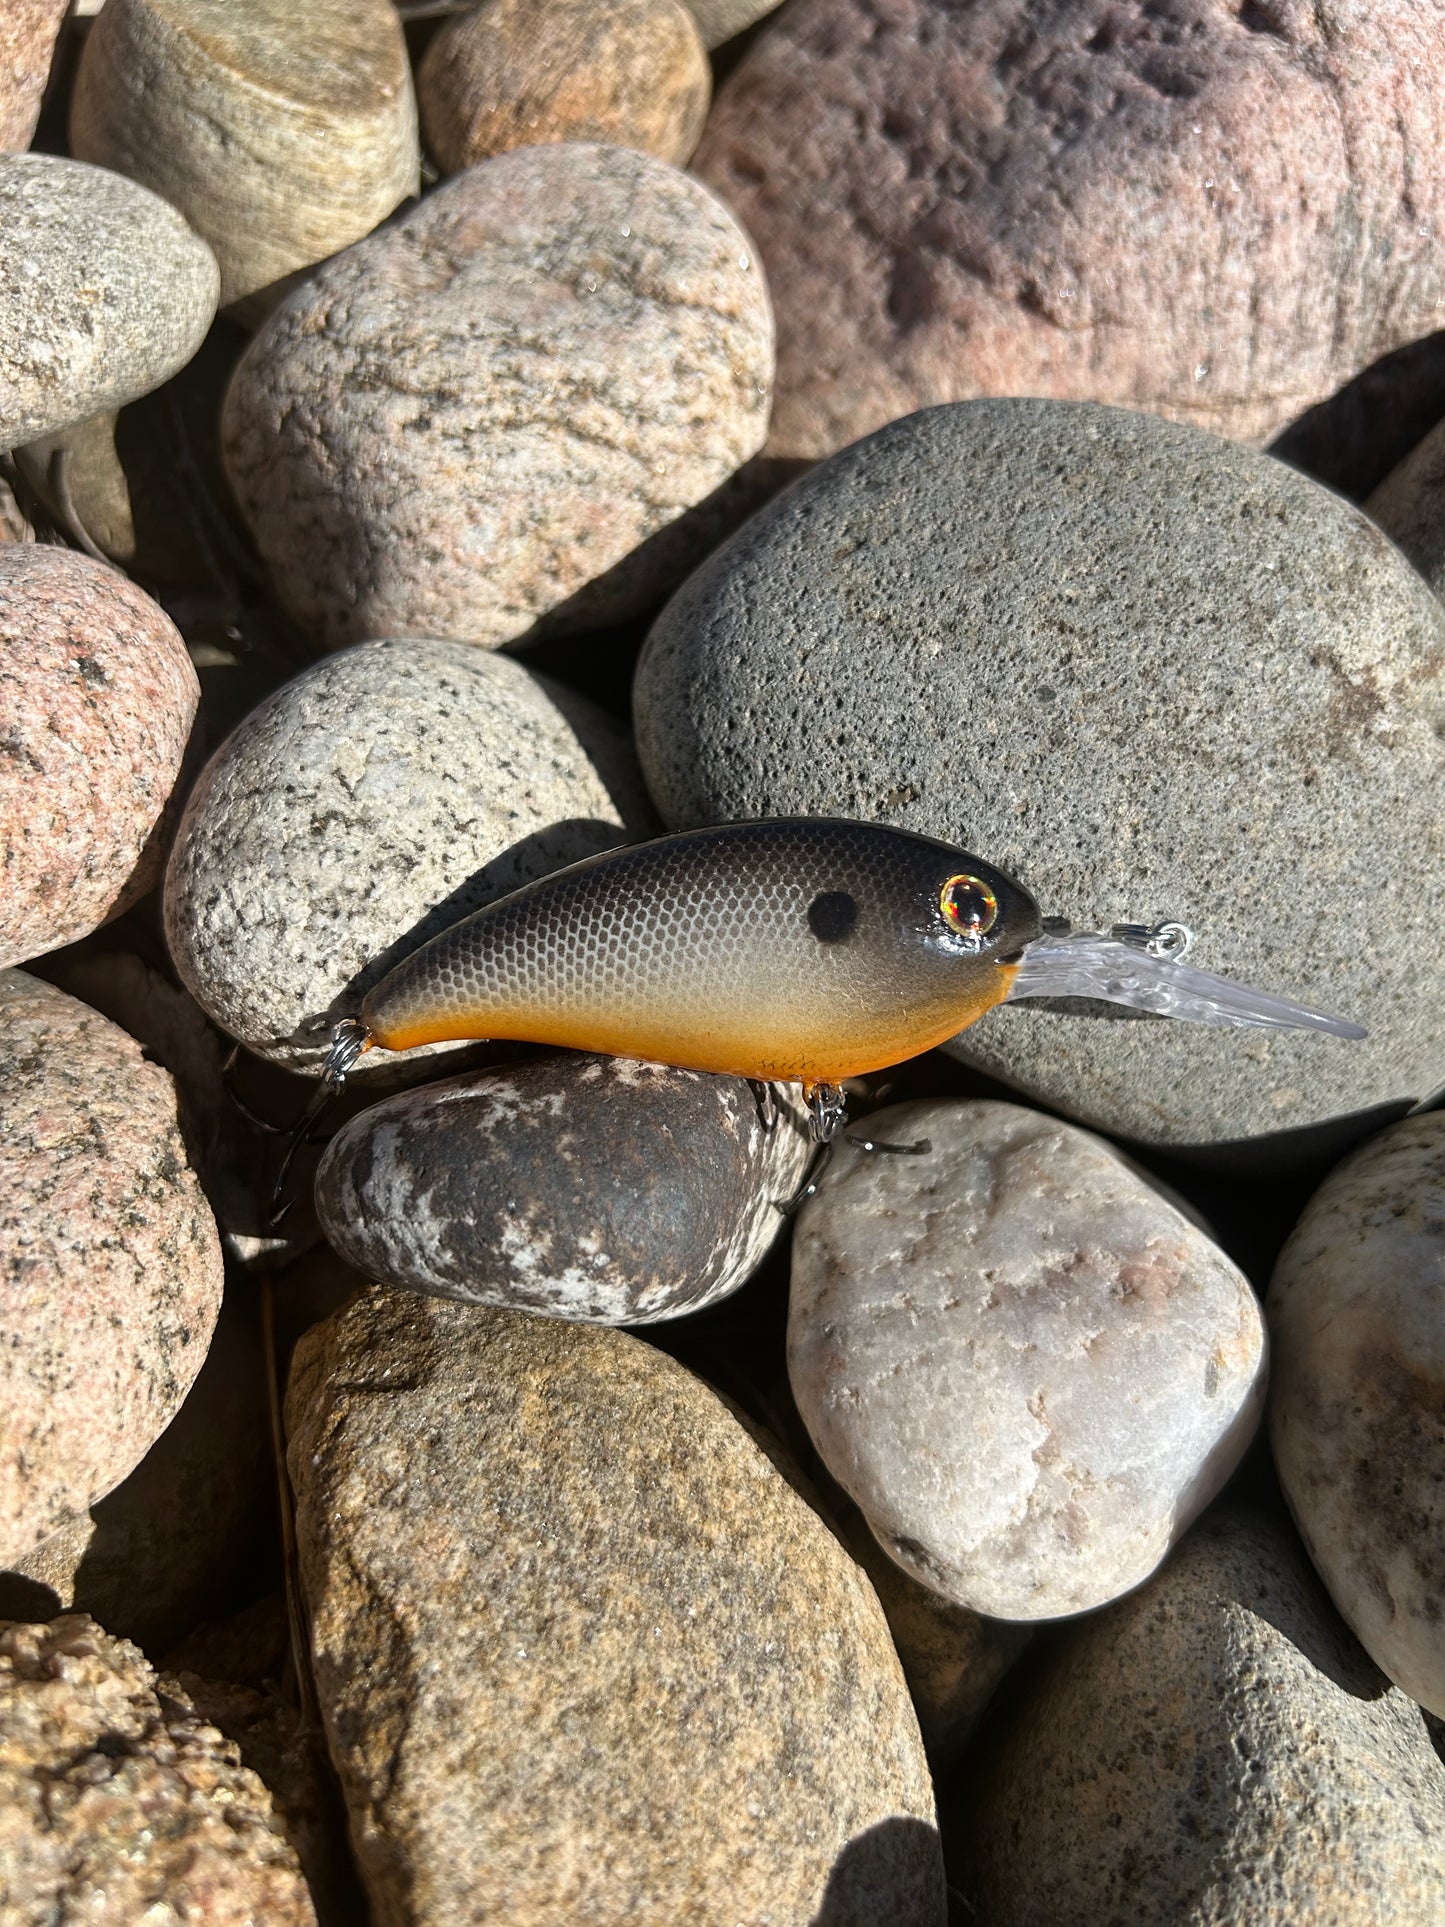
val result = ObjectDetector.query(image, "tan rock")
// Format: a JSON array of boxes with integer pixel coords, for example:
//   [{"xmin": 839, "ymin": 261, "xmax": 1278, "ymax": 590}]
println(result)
[
  {"xmin": 221, "ymin": 143, "xmax": 773, "ymax": 650},
  {"xmin": 419, "ymin": 0, "xmax": 710, "ymax": 173},
  {"xmin": 0, "ymin": 0, "xmax": 67, "ymax": 150},
  {"xmin": 1268, "ymin": 1113, "xmax": 1445, "ymax": 1716},
  {"xmin": 71, "ymin": 0, "xmax": 419, "ymax": 313},
  {"xmin": 0, "ymin": 1614, "xmax": 315, "ymax": 1925},
  {"xmin": 0, "ymin": 546, "xmax": 198, "ymax": 968},
  {"xmin": 684, "ymin": 0, "xmax": 783, "ymax": 49},
  {"xmin": 0, "ymin": 972, "xmax": 224, "ymax": 1562},
  {"xmin": 949, "ymin": 1510, "xmax": 1445, "ymax": 1926},
  {"xmin": 287, "ymin": 1294, "xmax": 946, "ymax": 1924}
]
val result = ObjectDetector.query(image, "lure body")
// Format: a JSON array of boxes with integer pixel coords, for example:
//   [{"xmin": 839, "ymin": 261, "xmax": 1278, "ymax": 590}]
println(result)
[{"xmin": 360, "ymin": 819, "xmax": 1042, "ymax": 1086}]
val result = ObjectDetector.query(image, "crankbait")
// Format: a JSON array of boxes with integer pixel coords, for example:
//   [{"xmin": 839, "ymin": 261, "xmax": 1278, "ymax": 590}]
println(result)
[{"xmin": 301, "ymin": 818, "xmax": 1363, "ymax": 1165}]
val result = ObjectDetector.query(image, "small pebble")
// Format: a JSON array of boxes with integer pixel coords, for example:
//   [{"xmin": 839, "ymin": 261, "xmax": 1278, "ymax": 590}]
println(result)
[
  {"xmin": 789, "ymin": 1100, "xmax": 1266, "ymax": 1618},
  {"xmin": 1269, "ymin": 1113, "xmax": 1445, "ymax": 1717},
  {"xmin": 418, "ymin": 0, "xmax": 710, "ymax": 173},
  {"xmin": 0, "ymin": 153, "xmax": 218, "ymax": 450}
]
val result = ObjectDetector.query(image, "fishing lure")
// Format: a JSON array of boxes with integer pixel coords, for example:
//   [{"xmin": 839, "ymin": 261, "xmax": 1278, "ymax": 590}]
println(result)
[{"xmin": 303, "ymin": 818, "xmax": 1363, "ymax": 1166}]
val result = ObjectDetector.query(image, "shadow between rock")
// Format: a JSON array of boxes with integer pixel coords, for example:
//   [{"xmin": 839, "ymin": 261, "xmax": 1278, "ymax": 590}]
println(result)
[{"xmin": 811, "ymin": 1815, "xmax": 948, "ymax": 1927}]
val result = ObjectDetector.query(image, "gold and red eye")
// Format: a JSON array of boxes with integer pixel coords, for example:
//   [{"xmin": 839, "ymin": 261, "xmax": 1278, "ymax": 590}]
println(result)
[{"xmin": 939, "ymin": 874, "xmax": 999, "ymax": 942}]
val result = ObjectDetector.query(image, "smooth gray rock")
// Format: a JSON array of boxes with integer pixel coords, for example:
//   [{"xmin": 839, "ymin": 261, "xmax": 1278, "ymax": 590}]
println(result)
[
  {"xmin": 0, "ymin": 155, "xmax": 218, "ymax": 450},
  {"xmin": 789, "ymin": 1099, "xmax": 1266, "ymax": 1619},
  {"xmin": 948, "ymin": 1510, "xmax": 1445, "ymax": 1926},
  {"xmin": 634, "ymin": 400, "xmax": 1445, "ymax": 1151},
  {"xmin": 164, "ymin": 638, "xmax": 654, "ymax": 1073},
  {"xmin": 1269, "ymin": 1113, "xmax": 1445, "ymax": 1717},
  {"xmin": 316, "ymin": 1054, "xmax": 810, "ymax": 1324}
]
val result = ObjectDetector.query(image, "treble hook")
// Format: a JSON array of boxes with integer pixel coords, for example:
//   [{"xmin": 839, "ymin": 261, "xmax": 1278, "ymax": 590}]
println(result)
[
  {"xmin": 269, "ymin": 1018, "xmax": 370, "ymax": 1227},
  {"xmin": 775, "ymin": 1083, "xmax": 931, "ymax": 1215}
]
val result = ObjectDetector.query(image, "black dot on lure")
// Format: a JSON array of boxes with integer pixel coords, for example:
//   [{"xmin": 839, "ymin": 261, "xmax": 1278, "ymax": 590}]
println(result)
[{"xmin": 807, "ymin": 890, "xmax": 859, "ymax": 943}]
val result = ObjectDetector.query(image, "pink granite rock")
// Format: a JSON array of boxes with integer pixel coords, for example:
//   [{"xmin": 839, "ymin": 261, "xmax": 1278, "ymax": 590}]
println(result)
[
  {"xmin": 0, "ymin": 546, "xmax": 198, "ymax": 967},
  {"xmin": 0, "ymin": 0, "xmax": 66, "ymax": 151},
  {"xmin": 0, "ymin": 971, "xmax": 224, "ymax": 1563},
  {"xmin": 695, "ymin": 0, "xmax": 1445, "ymax": 460}
]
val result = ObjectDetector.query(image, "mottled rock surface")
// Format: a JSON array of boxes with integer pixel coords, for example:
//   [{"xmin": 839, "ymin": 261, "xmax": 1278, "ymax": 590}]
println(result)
[
  {"xmin": 695, "ymin": 0, "xmax": 1445, "ymax": 461},
  {"xmin": 790, "ymin": 1101, "xmax": 1266, "ymax": 1619},
  {"xmin": 635, "ymin": 401, "xmax": 1445, "ymax": 1149},
  {"xmin": 316, "ymin": 1055, "xmax": 809, "ymax": 1322},
  {"xmin": 71, "ymin": 0, "xmax": 419, "ymax": 312},
  {"xmin": 0, "ymin": 154, "xmax": 218, "ymax": 450},
  {"xmin": 165, "ymin": 637, "xmax": 654, "ymax": 1071},
  {"xmin": 0, "ymin": 971, "xmax": 223, "ymax": 1562},
  {"xmin": 418, "ymin": 0, "xmax": 710, "ymax": 172},
  {"xmin": 288, "ymin": 1294, "xmax": 945, "ymax": 1923},
  {"xmin": 950, "ymin": 1510, "xmax": 1445, "ymax": 1925},
  {"xmin": 222, "ymin": 144, "xmax": 773, "ymax": 650},
  {"xmin": 1269, "ymin": 1114, "xmax": 1445, "ymax": 1716},
  {"xmin": 0, "ymin": 0, "xmax": 67, "ymax": 150},
  {"xmin": 1, "ymin": 546, "xmax": 198, "ymax": 968},
  {"xmin": 1366, "ymin": 415, "xmax": 1445, "ymax": 598},
  {"xmin": 0, "ymin": 1615, "xmax": 315, "ymax": 1926},
  {"xmin": 685, "ymin": 0, "xmax": 782, "ymax": 48}
]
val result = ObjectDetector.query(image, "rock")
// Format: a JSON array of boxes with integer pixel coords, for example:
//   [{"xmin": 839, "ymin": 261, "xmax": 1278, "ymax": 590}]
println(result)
[
  {"xmin": 948, "ymin": 1509, "xmax": 1445, "ymax": 1925},
  {"xmin": 0, "ymin": 546, "xmax": 199, "ymax": 968},
  {"xmin": 287, "ymin": 1293, "xmax": 945, "ymax": 1923},
  {"xmin": 0, "ymin": 154, "xmax": 218, "ymax": 451},
  {"xmin": 0, "ymin": 0, "xmax": 67, "ymax": 151},
  {"xmin": 164, "ymin": 637, "xmax": 654, "ymax": 1073},
  {"xmin": 1366, "ymin": 414, "xmax": 1445, "ymax": 598},
  {"xmin": 633, "ymin": 400, "xmax": 1445, "ymax": 1150},
  {"xmin": 16, "ymin": 410, "xmax": 136, "ymax": 561},
  {"xmin": 418, "ymin": 0, "xmax": 710, "ymax": 173},
  {"xmin": 0, "ymin": 1615, "xmax": 315, "ymax": 1925},
  {"xmin": 221, "ymin": 143, "xmax": 773, "ymax": 651},
  {"xmin": 1268, "ymin": 1114, "xmax": 1445, "ymax": 1718},
  {"xmin": 789, "ymin": 1099, "xmax": 1266, "ymax": 1620},
  {"xmin": 694, "ymin": 0, "xmax": 1445, "ymax": 463},
  {"xmin": 315, "ymin": 1054, "xmax": 810, "ymax": 1322},
  {"xmin": 685, "ymin": 0, "xmax": 783, "ymax": 50},
  {"xmin": 0, "ymin": 971, "xmax": 224, "ymax": 1562},
  {"xmin": 71, "ymin": 0, "xmax": 419, "ymax": 315}
]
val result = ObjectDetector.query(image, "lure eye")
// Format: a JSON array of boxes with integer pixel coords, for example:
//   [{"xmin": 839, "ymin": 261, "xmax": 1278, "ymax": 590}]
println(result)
[{"xmin": 940, "ymin": 874, "xmax": 999, "ymax": 945}]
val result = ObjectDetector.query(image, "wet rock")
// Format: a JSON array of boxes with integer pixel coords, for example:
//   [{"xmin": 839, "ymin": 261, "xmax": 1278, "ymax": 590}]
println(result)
[
  {"xmin": 695, "ymin": 0, "xmax": 1445, "ymax": 462},
  {"xmin": 71, "ymin": 0, "xmax": 419, "ymax": 315},
  {"xmin": 949, "ymin": 1510, "xmax": 1445, "ymax": 1925},
  {"xmin": 1366, "ymin": 414, "xmax": 1445, "ymax": 600},
  {"xmin": 634, "ymin": 400, "xmax": 1445, "ymax": 1150},
  {"xmin": 0, "ymin": 546, "xmax": 199, "ymax": 969},
  {"xmin": 165, "ymin": 637, "xmax": 654, "ymax": 1073},
  {"xmin": 222, "ymin": 143, "xmax": 773, "ymax": 651},
  {"xmin": 418, "ymin": 0, "xmax": 710, "ymax": 173},
  {"xmin": 288, "ymin": 1293, "xmax": 945, "ymax": 1923},
  {"xmin": 316, "ymin": 1054, "xmax": 809, "ymax": 1323},
  {"xmin": 685, "ymin": 0, "xmax": 783, "ymax": 49},
  {"xmin": 0, "ymin": 0, "xmax": 67, "ymax": 151},
  {"xmin": 0, "ymin": 153, "xmax": 218, "ymax": 450},
  {"xmin": 1268, "ymin": 1113, "xmax": 1445, "ymax": 1717},
  {"xmin": 0, "ymin": 1614, "xmax": 315, "ymax": 1925},
  {"xmin": 0, "ymin": 971, "xmax": 224, "ymax": 1562},
  {"xmin": 789, "ymin": 1100, "xmax": 1266, "ymax": 1620}
]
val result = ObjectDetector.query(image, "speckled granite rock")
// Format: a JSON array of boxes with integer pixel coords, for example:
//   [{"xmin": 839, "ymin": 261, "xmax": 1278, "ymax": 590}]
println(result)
[
  {"xmin": 316, "ymin": 1055, "xmax": 809, "ymax": 1322},
  {"xmin": 0, "ymin": 546, "xmax": 198, "ymax": 968},
  {"xmin": 684, "ymin": 0, "xmax": 783, "ymax": 48},
  {"xmin": 695, "ymin": 0, "xmax": 1445, "ymax": 461},
  {"xmin": 165, "ymin": 637, "xmax": 654, "ymax": 1072},
  {"xmin": 1268, "ymin": 1114, "xmax": 1445, "ymax": 1717},
  {"xmin": 418, "ymin": 0, "xmax": 709, "ymax": 173},
  {"xmin": 288, "ymin": 1294, "xmax": 945, "ymax": 1924},
  {"xmin": 71, "ymin": 0, "xmax": 418, "ymax": 313},
  {"xmin": 0, "ymin": 1615, "xmax": 315, "ymax": 1925},
  {"xmin": 635, "ymin": 401, "xmax": 1445, "ymax": 1150},
  {"xmin": 790, "ymin": 1100, "xmax": 1266, "ymax": 1619},
  {"xmin": 0, "ymin": 154, "xmax": 218, "ymax": 450},
  {"xmin": 222, "ymin": 143, "xmax": 773, "ymax": 650},
  {"xmin": 0, "ymin": 0, "xmax": 67, "ymax": 150},
  {"xmin": 1366, "ymin": 414, "xmax": 1445, "ymax": 598},
  {"xmin": 949, "ymin": 1509, "xmax": 1445, "ymax": 1925},
  {"xmin": 0, "ymin": 971, "xmax": 223, "ymax": 1562}
]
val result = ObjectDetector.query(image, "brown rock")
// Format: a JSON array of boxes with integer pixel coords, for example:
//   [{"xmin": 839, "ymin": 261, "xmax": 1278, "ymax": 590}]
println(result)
[
  {"xmin": 287, "ymin": 1294, "xmax": 945, "ymax": 1924},
  {"xmin": 221, "ymin": 143, "xmax": 773, "ymax": 650},
  {"xmin": 0, "ymin": 1614, "xmax": 315, "ymax": 1926},
  {"xmin": 0, "ymin": 547, "xmax": 198, "ymax": 968},
  {"xmin": 419, "ymin": 0, "xmax": 710, "ymax": 173},
  {"xmin": 0, "ymin": 971, "xmax": 224, "ymax": 1562},
  {"xmin": 0, "ymin": 0, "xmax": 67, "ymax": 151},
  {"xmin": 695, "ymin": 0, "xmax": 1445, "ymax": 461}
]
